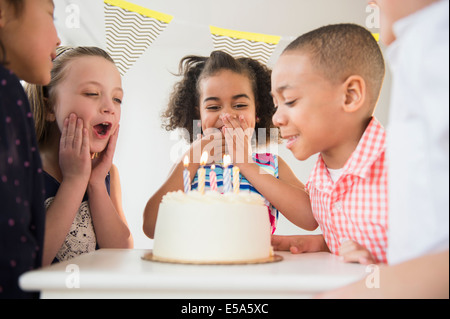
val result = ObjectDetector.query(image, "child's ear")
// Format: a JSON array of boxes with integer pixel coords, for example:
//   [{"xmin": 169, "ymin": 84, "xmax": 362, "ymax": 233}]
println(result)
[
  {"xmin": 343, "ymin": 75, "xmax": 366, "ymax": 113},
  {"xmin": 46, "ymin": 113, "xmax": 56, "ymax": 122},
  {"xmin": 0, "ymin": 0, "xmax": 13, "ymax": 28},
  {"xmin": 0, "ymin": 1, "xmax": 6, "ymax": 28},
  {"xmin": 45, "ymin": 100, "xmax": 56, "ymax": 122}
]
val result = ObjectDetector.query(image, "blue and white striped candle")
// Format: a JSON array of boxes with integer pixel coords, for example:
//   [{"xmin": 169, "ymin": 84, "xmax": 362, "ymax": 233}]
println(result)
[
  {"xmin": 223, "ymin": 155, "xmax": 232, "ymax": 193},
  {"xmin": 183, "ymin": 155, "xmax": 191, "ymax": 193},
  {"xmin": 198, "ymin": 152, "xmax": 208, "ymax": 195}
]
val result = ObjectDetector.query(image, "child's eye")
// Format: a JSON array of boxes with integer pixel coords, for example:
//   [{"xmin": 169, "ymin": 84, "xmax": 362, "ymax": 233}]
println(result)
[
  {"xmin": 114, "ymin": 98, "xmax": 122, "ymax": 104},
  {"xmin": 234, "ymin": 104, "xmax": 248, "ymax": 109},
  {"xmin": 84, "ymin": 92, "xmax": 99, "ymax": 97},
  {"xmin": 206, "ymin": 105, "xmax": 221, "ymax": 111},
  {"xmin": 285, "ymin": 100, "xmax": 297, "ymax": 107}
]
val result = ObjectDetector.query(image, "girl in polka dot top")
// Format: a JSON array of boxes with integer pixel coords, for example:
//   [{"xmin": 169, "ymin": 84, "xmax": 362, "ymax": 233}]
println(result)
[{"xmin": 1, "ymin": 0, "xmax": 60, "ymax": 298}]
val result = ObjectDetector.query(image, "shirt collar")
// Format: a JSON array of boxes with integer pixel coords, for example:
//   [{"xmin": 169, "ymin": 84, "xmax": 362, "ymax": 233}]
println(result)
[{"xmin": 308, "ymin": 117, "xmax": 386, "ymax": 189}]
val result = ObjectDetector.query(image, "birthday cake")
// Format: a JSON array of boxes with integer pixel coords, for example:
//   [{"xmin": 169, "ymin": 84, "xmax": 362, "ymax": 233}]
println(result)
[{"xmin": 151, "ymin": 190, "xmax": 275, "ymax": 264}]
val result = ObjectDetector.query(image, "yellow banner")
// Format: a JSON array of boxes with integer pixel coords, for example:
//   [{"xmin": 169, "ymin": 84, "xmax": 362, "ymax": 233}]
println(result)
[
  {"xmin": 210, "ymin": 26, "xmax": 281, "ymax": 45},
  {"xmin": 104, "ymin": 0, "xmax": 173, "ymax": 23}
]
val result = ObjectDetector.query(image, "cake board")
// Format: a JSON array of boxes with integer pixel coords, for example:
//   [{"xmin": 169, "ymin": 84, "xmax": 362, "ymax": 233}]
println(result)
[{"xmin": 142, "ymin": 252, "xmax": 283, "ymax": 265}]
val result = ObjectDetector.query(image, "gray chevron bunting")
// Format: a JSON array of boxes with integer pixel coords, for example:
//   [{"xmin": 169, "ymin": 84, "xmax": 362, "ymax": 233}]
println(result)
[
  {"xmin": 104, "ymin": 0, "xmax": 173, "ymax": 75},
  {"xmin": 210, "ymin": 26, "xmax": 281, "ymax": 65}
]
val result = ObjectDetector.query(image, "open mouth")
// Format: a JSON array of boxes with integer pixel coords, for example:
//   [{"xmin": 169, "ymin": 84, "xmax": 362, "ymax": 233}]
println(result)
[
  {"xmin": 93, "ymin": 122, "xmax": 112, "ymax": 138},
  {"xmin": 284, "ymin": 135, "xmax": 299, "ymax": 149}
]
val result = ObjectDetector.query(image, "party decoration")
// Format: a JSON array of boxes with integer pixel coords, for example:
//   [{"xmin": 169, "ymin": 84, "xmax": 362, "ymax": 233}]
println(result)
[
  {"xmin": 223, "ymin": 155, "xmax": 232, "ymax": 193},
  {"xmin": 198, "ymin": 152, "xmax": 208, "ymax": 195},
  {"xmin": 183, "ymin": 155, "xmax": 191, "ymax": 193},
  {"xmin": 209, "ymin": 165, "xmax": 217, "ymax": 192},
  {"xmin": 209, "ymin": 25, "xmax": 281, "ymax": 65},
  {"xmin": 104, "ymin": 0, "xmax": 173, "ymax": 75},
  {"xmin": 372, "ymin": 33, "xmax": 380, "ymax": 42},
  {"xmin": 232, "ymin": 166, "xmax": 240, "ymax": 194}
]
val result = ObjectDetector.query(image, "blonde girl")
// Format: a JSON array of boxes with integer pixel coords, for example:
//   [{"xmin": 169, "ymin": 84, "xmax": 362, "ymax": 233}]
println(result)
[{"xmin": 26, "ymin": 46, "xmax": 133, "ymax": 266}]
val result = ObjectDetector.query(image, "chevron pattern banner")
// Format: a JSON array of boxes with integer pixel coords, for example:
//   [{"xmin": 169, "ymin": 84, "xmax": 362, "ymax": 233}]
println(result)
[
  {"xmin": 104, "ymin": 0, "xmax": 173, "ymax": 75},
  {"xmin": 209, "ymin": 26, "xmax": 281, "ymax": 65}
]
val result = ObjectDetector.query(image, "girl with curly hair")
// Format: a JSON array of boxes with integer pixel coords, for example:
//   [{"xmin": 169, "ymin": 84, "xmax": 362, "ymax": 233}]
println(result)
[{"xmin": 143, "ymin": 51, "xmax": 316, "ymax": 238}]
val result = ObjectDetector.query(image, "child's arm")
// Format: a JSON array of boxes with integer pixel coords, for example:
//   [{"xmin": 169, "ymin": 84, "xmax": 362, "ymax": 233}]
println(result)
[
  {"xmin": 42, "ymin": 114, "xmax": 92, "ymax": 266},
  {"xmin": 271, "ymin": 234, "xmax": 329, "ymax": 254},
  {"xmin": 239, "ymin": 156, "xmax": 318, "ymax": 230},
  {"xmin": 317, "ymin": 250, "xmax": 449, "ymax": 299},
  {"xmin": 143, "ymin": 131, "xmax": 223, "ymax": 238},
  {"xmin": 223, "ymin": 114, "xmax": 318, "ymax": 230},
  {"xmin": 87, "ymin": 126, "xmax": 133, "ymax": 249},
  {"xmin": 143, "ymin": 160, "xmax": 188, "ymax": 239}
]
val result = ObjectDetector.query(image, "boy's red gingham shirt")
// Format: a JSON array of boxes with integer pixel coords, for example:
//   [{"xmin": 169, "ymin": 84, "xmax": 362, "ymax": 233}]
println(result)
[{"xmin": 306, "ymin": 118, "xmax": 388, "ymax": 263}]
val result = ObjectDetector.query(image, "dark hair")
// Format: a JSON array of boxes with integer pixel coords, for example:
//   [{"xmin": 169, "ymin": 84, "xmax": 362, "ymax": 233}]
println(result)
[
  {"xmin": 0, "ymin": 0, "xmax": 25, "ymax": 65},
  {"xmin": 162, "ymin": 51, "xmax": 278, "ymax": 144},
  {"xmin": 284, "ymin": 23, "xmax": 385, "ymax": 109}
]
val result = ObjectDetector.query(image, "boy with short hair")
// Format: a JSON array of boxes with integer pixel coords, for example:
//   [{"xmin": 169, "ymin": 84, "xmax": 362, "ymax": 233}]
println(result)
[
  {"xmin": 271, "ymin": 23, "xmax": 388, "ymax": 264},
  {"xmin": 319, "ymin": 0, "xmax": 448, "ymax": 298}
]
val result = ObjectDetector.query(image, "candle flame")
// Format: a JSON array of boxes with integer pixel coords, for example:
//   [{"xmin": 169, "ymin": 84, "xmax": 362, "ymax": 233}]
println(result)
[
  {"xmin": 223, "ymin": 154, "xmax": 231, "ymax": 167},
  {"xmin": 211, "ymin": 164, "xmax": 215, "ymax": 170},
  {"xmin": 183, "ymin": 155, "xmax": 189, "ymax": 168},
  {"xmin": 200, "ymin": 151, "xmax": 208, "ymax": 166}
]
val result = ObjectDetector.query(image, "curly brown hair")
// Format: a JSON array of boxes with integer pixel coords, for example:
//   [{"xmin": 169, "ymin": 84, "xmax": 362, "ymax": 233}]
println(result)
[{"xmin": 162, "ymin": 51, "xmax": 279, "ymax": 144}]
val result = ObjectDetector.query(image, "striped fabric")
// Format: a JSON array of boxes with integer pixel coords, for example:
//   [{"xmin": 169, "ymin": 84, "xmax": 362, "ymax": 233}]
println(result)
[
  {"xmin": 191, "ymin": 153, "xmax": 279, "ymax": 233},
  {"xmin": 306, "ymin": 118, "xmax": 389, "ymax": 263}
]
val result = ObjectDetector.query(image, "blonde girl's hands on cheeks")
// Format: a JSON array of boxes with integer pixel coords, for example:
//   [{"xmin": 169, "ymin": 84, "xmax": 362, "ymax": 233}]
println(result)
[
  {"xmin": 59, "ymin": 113, "xmax": 91, "ymax": 187},
  {"xmin": 43, "ymin": 113, "xmax": 92, "ymax": 265},
  {"xmin": 90, "ymin": 125, "xmax": 119, "ymax": 187}
]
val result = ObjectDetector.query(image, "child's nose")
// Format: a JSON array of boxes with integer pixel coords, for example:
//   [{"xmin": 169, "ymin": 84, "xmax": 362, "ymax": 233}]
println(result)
[
  {"xmin": 101, "ymin": 99, "xmax": 115, "ymax": 114},
  {"xmin": 272, "ymin": 108, "xmax": 286, "ymax": 127}
]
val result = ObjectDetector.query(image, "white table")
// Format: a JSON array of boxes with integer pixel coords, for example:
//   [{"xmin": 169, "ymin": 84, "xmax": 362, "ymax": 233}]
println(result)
[{"xmin": 20, "ymin": 249, "xmax": 367, "ymax": 299}]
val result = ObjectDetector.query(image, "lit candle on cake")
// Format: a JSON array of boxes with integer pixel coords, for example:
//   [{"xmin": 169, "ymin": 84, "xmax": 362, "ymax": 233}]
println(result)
[
  {"xmin": 198, "ymin": 151, "xmax": 208, "ymax": 195},
  {"xmin": 183, "ymin": 155, "xmax": 191, "ymax": 193},
  {"xmin": 223, "ymin": 155, "xmax": 232, "ymax": 193},
  {"xmin": 210, "ymin": 165, "xmax": 217, "ymax": 192},
  {"xmin": 233, "ymin": 166, "xmax": 240, "ymax": 194}
]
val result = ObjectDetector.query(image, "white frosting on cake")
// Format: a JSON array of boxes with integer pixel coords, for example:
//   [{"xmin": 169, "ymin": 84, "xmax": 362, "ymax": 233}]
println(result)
[
  {"xmin": 161, "ymin": 190, "xmax": 266, "ymax": 205},
  {"xmin": 153, "ymin": 190, "xmax": 272, "ymax": 263}
]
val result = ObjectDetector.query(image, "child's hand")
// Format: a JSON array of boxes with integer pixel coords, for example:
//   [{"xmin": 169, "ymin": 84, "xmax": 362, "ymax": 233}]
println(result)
[
  {"xmin": 89, "ymin": 125, "xmax": 119, "ymax": 187},
  {"xmin": 221, "ymin": 114, "xmax": 254, "ymax": 165},
  {"xmin": 59, "ymin": 113, "xmax": 91, "ymax": 186},
  {"xmin": 190, "ymin": 129, "xmax": 225, "ymax": 164},
  {"xmin": 338, "ymin": 239, "xmax": 376, "ymax": 265},
  {"xmin": 271, "ymin": 235, "xmax": 329, "ymax": 254}
]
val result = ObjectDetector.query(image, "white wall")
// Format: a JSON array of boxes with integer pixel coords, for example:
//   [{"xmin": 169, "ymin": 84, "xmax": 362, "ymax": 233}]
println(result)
[{"xmin": 54, "ymin": 0, "xmax": 391, "ymax": 249}]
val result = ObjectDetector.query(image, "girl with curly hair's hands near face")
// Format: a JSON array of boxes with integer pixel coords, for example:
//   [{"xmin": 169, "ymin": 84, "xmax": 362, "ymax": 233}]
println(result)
[{"xmin": 143, "ymin": 51, "xmax": 317, "ymax": 239}]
